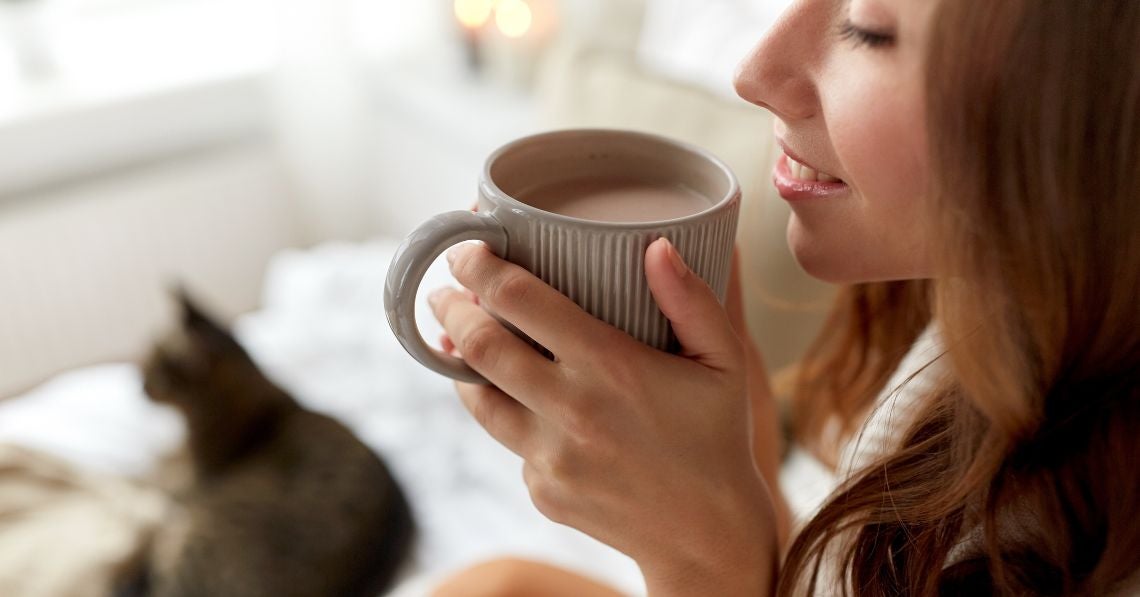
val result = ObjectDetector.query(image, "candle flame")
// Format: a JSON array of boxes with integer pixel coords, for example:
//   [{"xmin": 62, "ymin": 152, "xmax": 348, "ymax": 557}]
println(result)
[{"xmin": 494, "ymin": 0, "xmax": 533, "ymax": 38}]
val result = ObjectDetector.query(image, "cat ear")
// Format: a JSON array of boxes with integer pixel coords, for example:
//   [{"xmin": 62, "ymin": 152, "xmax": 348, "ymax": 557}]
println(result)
[
  {"xmin": 170, "ymin": 284, "xmax": 223, "ymax": 334},
  {"xmin": 168, "ymin": 284, "xmax": 251, "ymax": 359}
]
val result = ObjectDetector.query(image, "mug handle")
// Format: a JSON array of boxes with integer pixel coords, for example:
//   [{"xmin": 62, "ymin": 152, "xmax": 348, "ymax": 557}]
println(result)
[{"xmin": 384, "ymin": 210, "xmax": 508, "ymax": 384}]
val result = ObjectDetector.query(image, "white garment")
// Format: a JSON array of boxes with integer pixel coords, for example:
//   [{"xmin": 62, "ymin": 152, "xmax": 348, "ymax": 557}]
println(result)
[
  {"xmin": 838, "ymin": 326, "xmax": 946, "ymax": 478},
  {"xmin": 779, "ymin": 327, "xmax": 947, "ymax": 594},
  {"xmin": 782, "ymin": 326, "xmax": 946, "ymax": 525}
]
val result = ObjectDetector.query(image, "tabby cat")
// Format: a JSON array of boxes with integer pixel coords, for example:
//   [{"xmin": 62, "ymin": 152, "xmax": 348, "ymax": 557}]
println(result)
[{"xmin": 120, "ymin": 292, "xmax": 415, "ymax": 597}]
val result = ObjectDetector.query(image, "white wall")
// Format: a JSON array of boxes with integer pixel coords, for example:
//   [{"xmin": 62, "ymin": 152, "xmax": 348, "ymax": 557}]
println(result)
[{"xmin": 0, "ymin": 141, "xmax": 301, "ymax": 397}]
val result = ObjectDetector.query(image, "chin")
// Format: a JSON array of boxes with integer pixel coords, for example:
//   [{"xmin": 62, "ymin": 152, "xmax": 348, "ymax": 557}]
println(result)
[
  {"xmin": 786, "ymin": 216, "xmax": 933, "ymax": 284},
  {"xmin": 785, "ymin": 214, "xmax": 879, "ymax": 284},
  {"xmin": 787, "ymin": 224, "xmax": 848, "ymax": 284}
]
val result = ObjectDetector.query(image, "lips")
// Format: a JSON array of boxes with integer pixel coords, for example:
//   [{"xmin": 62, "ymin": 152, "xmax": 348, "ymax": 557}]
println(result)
[{"xmin": 773, "ymin": 152, "xmax": 850, "ymax": 201}]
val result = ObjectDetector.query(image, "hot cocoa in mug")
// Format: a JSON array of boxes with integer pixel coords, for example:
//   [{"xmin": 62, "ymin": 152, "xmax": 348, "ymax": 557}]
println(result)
[{"xmin": 516, "ymin": 177, "xmax": 714, "ymax": 223}]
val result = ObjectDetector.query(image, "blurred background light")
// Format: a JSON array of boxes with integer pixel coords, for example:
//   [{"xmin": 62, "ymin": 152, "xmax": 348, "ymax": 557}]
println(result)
[
  {"xmin": 494, "ymin": 0, "xmax": 532, "ymax": 38},
  {"xmin": 454, "ymin": 0, "xmax": 494, "ymax": 30}
]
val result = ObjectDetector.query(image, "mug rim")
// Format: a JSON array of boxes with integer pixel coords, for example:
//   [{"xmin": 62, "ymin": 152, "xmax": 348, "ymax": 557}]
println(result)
[{"xmin": 480, "ymin": 128, "xmax": 742, "ymax": 230}]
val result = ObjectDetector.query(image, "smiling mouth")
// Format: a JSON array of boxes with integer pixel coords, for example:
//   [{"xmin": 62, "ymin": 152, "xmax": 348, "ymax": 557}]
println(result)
[
  {"xmin": 785, "ymin": 154, "xmax": 842, "ymax": 183},
  {"xmin": 773, "ymin": 153, "xmax": 850, "ymax": 201}
]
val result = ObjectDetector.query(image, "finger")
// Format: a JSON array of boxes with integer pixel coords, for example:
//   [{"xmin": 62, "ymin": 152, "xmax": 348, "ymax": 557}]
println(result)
[
  {"xmin": 440, "ymin": 334, "xmax": 456, "ymax": 355},
  {"xmin": 435, "ymin": 291, "xmax": 478, "ymax": 354},
  {"xmin": 446, "ymin": 243, "xmax": 627, "ymax": 361},
  {"xmin": 644, "ymin": 238, "xmax": 742, "ymax": 371},
  {"xmin": 726, "ymin": 247, "xmax": 751, "ymax": 338},
  {"xmin": 429, "ymin": 287, "xmax": 562, "ymax": 413},
  {"xmin": 456, "ymin": 381, "xmax": 536, "ymax": 458}
]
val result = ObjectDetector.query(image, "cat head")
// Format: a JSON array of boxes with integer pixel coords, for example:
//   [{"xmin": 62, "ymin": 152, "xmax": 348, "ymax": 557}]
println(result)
[{"xmin": 142, "ymin": 288, "xmax": 261, "ymax": 409}]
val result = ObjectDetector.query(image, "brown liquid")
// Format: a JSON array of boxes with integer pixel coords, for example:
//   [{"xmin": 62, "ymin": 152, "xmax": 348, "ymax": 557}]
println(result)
[{"xmin": 516, "ymin": 177, "xmax": 712, "ymax": 223}]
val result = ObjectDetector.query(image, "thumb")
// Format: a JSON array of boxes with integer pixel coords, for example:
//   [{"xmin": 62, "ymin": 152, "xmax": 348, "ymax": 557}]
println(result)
[{"xmin": 644, "ymin": 238, "xmax": 742, "ymax": 370}]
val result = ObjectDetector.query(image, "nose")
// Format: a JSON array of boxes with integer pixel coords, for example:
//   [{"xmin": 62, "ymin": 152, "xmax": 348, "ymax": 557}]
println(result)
[{"xmin": 733, "ymin": 0, "xmax": 825, "ymax": 122}]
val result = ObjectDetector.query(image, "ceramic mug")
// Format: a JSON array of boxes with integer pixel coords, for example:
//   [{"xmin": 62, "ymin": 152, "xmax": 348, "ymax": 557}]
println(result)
[{"xmin": 385, "ymin": 129, "xmax": 741, "ymax": 383}]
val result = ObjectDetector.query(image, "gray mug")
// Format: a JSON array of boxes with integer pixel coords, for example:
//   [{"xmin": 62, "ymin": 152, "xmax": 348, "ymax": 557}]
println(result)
[{"xmin": 385, "ymin": 129, "xmax": 741, "ymax": 383}]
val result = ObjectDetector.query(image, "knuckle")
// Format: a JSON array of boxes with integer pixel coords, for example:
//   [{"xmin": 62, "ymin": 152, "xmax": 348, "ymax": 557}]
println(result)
[
  {"xmin": 467, "ymin": 387, "xmax": 501, "ymax": 430},
  {"xmin": 460, "ymin": 323, "xmax": 502, "ymax": 368},
  {"xmin": 576, "ymin": 326, "xmax": 624, "ymax": 361},
  {"xmin": 559, "ymin": 403, "xmax": 598, "ymax": 446},
  {"xmin": 524, "ymin": 468, "xmax": 569, "ymax": 524},
  {"xmin": 573, "ymin": 416, "xmax": 618, "ymax": 462},
  {"xmin": 489, "ymin": 272, "xmax": 533, "ymax": 308},
  {"xmin": 600, "ymin": 359, "xmax": 649, "ymax": 399},
  {"xmin": 563, "ymin": 417, "xmax": 620, "ymax": 477},
  {"xmin": 539, "ymin": 437, "xmax": 584, "ymax": 484},
  {"xmin": 451, "ymin": 245, "xmax": 483, "ymax": 284}
]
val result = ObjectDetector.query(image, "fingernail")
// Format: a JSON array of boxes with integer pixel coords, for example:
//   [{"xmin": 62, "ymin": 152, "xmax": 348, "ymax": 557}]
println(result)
[
  {"xmin": 427, "ymin": 288, "xmax": 446, "ymax": 307},
  {"xmin": 663, "ymin": 239, "xmax": 689, "ymax": 279},
  {"xmin": 446, "ymin": 245, "xmax": 462, "ymax": 266}
]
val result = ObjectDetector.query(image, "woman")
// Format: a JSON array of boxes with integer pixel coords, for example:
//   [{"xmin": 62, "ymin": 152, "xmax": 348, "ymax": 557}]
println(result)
[{"xmin": 427, "ymin": 0, "xmax": 1140, "ymax": 594}]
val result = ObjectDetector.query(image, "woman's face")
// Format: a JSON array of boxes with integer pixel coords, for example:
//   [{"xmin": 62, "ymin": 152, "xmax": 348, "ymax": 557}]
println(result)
[{"xmin": 735, "ymin": 0, "xmax": 940, "ymax": 283}]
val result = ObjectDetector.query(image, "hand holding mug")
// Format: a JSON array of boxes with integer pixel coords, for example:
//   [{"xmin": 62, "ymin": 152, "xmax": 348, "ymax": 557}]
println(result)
[
  {"xmin": 429, "ymin": 239, "xmax": 778, "ymax": 595},
  {"xmin": 384, "ymin": 129, "xmax": 777, "ymax": 593}
]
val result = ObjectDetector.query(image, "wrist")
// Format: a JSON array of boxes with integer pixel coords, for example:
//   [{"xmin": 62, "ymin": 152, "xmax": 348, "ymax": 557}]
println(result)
[
  {"xmin": 638, "ymin": 486, "xmax": 779, "ymax": 597},
  {"xmin": 640, "ymin": 540, "xmax": 776, "ymax": 597}
]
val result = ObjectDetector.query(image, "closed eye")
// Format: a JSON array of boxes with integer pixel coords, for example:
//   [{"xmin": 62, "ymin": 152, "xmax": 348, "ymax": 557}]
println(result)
[{"xmin": 838, "ymin": 19, "xmax": 895, "ymax": 49}]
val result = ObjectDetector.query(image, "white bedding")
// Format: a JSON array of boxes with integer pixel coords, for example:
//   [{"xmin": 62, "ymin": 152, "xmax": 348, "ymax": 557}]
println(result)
[{"xmin": 0, "ymin": 239, "xmax": 834, "ymax": 596}]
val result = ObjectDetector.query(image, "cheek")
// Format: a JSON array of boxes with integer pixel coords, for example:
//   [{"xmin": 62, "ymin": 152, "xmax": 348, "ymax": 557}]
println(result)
[
  {"xmin": 830, "ymin": 82, "xmax": 928, "ymax": 214},
  {"xmin": 787, "ymin": 70, "xmax": 931, "ymax": 283}
]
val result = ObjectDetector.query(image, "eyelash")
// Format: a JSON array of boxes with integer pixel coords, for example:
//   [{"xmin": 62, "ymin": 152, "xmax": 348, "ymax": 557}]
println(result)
[{"xmin": 838, "ymin": 19, "xmax": 895, "ymax": 49}]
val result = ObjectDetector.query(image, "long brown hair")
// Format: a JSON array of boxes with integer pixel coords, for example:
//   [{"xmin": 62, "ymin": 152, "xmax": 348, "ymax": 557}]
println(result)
[{"xmin": 782, "ymin": 1, "xmax": 1140, "ymax": 594}]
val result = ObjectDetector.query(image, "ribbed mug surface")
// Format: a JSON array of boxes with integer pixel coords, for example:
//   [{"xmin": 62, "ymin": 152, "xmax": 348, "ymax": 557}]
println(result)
[{"xmin": 500, "ymin": 200, "xmax": 740, "ymax": 352}]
